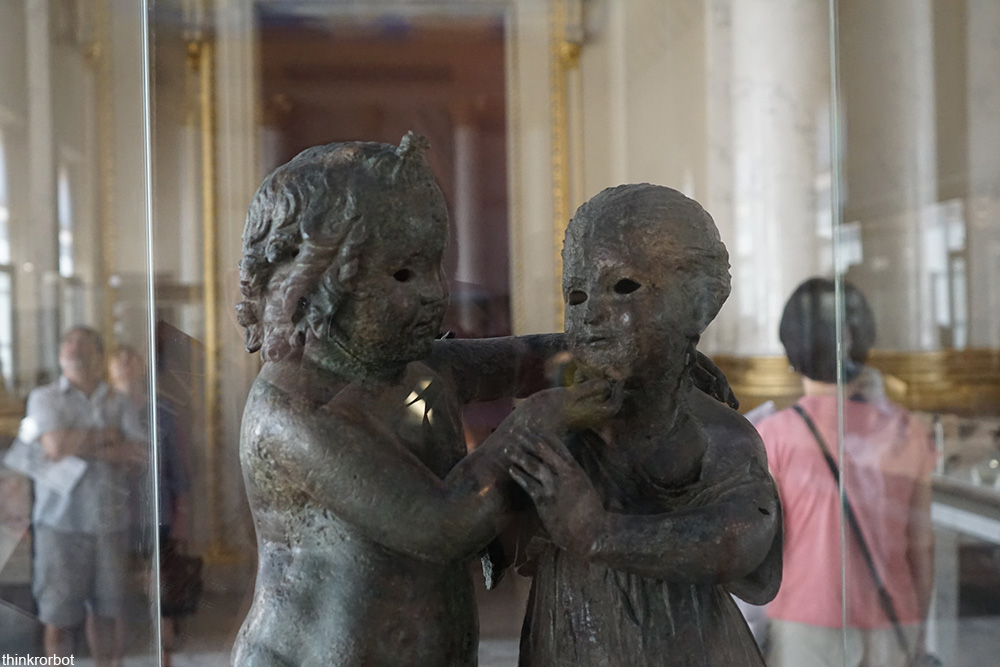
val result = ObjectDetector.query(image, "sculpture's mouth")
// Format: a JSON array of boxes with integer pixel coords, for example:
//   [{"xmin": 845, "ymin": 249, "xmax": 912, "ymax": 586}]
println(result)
[
  {"xmin": 569, "ymin": 332, "xmax": 633, "ymax": 382},
  {"xmin": 411, "ymin": 310, "xmax": 445, "ymax": 339},
  {"xmin": 412, "ymin": 324, "xmax": 435, "ymax": 340},
  {"xmin": 576, "ymin": 334, "xmax": 611, "ymax": 347}
]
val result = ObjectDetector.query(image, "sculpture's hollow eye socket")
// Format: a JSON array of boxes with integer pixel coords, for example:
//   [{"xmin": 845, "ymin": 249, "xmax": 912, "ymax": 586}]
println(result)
[
  {"xmin": 614, "ymin": 278, "xmax": 641, "ymax": 295},
  {"xmin": 567, "ymin": 290, "xmax": 587, "ymax": 306},
  {"xmin": 393, "ymin": 269, "xmax": 413, "ymax": 282}
]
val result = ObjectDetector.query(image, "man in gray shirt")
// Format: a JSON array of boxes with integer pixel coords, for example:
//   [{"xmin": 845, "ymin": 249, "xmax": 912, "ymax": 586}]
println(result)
[{"xmin": 21, "ymin": 327, "xmax": 146, "ymax": 666}]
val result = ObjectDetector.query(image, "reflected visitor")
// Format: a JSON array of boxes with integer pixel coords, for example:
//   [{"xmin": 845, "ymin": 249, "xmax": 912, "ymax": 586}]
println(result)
[
  {"xmin": 755, "ymin": 278, "xmax": 937, "ymax": 667},
  {"xmin": 107, "ymin": 345, "xmax": 191, "ymax": 667},
  {"xmin": 505, "ymin": 184, "xmax": 783, "ymax": 666},
  {"xmin": 21, "ymin": 327, "xmax": 146, "ymax": 667},
  {"xmin": 231, "ymin": 133, "xmax": 614, "ymax": 666}
]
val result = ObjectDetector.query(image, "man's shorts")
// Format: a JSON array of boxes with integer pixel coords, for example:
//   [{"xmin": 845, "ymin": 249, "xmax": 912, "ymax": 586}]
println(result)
[{"xmin": 32, "ymin": 525, "xmax": 127, "ymax": 627}]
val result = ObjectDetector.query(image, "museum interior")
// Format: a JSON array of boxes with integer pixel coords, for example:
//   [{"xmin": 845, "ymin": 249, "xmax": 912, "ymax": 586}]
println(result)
[{"xmin": 1, "ymin": 0, "xmax": 999, "ymax": 665}]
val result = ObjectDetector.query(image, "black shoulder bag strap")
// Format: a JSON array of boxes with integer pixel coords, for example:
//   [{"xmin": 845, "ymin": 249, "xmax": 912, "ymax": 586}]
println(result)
[{"xmin": 792, "ymin": 403, "xmax": 914, "ymax": 660}]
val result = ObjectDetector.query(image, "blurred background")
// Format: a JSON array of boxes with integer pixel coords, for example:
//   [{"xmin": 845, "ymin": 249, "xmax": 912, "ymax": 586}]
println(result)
[{"xmin": 0, "ymin": 1, "xmax": 998, "ymax": 665}]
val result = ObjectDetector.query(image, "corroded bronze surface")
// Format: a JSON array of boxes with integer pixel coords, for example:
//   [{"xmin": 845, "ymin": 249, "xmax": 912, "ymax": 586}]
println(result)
[
  {"xmin": 506, "ymin": 184, "xmax": 782, "ymax": 666},
  {"xmin": 231, "ymin": 134, "xmax": 611, "ymax": 666},
  {"xmin": 232, "ymin": 134, "xmax": 776, "ymax": 666}
]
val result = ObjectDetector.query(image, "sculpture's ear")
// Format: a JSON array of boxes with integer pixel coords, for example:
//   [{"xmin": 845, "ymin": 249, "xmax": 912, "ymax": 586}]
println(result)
[
  {"xmin": 244, "ymin": 325, "xmax": 263, "ymax": 354},
  {"xmin": 689, "ymin": 284, "xmax": 715, "ymax": 336}
]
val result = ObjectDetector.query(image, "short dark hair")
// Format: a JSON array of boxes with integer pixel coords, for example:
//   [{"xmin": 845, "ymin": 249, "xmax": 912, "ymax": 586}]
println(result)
[{"xmin": 778, "ymin": 277, "xmax": 875, "ymax": 384}]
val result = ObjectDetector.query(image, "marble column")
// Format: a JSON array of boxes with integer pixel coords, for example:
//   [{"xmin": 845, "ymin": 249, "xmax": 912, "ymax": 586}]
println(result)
[
  {"xmin": 25, "ymin": 0, "xmax": 58, "ymax": 377},
  {"xmin": 965, "ymin": 0, "xmax": 1000, "ymax": 348},
  {"xmin": 705, "ymin": 0, "xmax": 830, "ymax": 356},
  {"xmin": 177, "ymin": 122, "xmax": 205, "ymax": 338},
  {"xmin": 839, "ymin": 0, "xmax": 937, "ymax": 351}
]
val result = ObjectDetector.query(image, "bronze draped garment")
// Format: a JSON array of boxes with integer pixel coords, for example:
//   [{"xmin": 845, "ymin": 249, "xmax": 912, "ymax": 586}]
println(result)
[{"xmin": 518, "ymin": 428, "xmax": 772, "ymax": 667}]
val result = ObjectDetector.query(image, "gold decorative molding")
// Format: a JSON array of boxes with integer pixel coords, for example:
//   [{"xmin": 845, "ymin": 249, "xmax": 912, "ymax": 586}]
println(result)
[
  {"xmin": 188, "ymin": 36, "xmax": 236, "ymax": 564},
  {"xmin": 713, "ymin": 355, "xmax": 801, "ymax": 413},
  {"xmin": 869, "ymin": 349, "xmax": 1000, "ymax": 416},
  {"xmin": 549, "ymin": 0, "xmax": 578, "ymax": 329},
  {"xmin": 715, "ymin": 349, "xmax": 1000, "ymax": 417}
]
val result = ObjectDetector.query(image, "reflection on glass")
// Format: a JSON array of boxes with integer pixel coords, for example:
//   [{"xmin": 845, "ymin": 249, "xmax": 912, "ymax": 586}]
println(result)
[
  {"xmin": 0, "ymin": 0, "xmax": 158, "ymax": 662},
  {"xmin": 0, "ymin": 1, "xmax": 994, "ymax": 665},
  {"xmin": 0, "ymin": 272, "xmax": 13, "ymax": 390},
  {"xmin": 0, "ymin": 130, "xmax": 11, "ymax": 389},
  {"xmin": 56, "ymin": 165, "xmax": 73, "ymax": 280},
  {"xmin": 835, "ymin": 2, "xmax": 1000, "ymax": 666},
  {"xmin": 0, "ymin": 128, "xmax": 10, "ymax": 265}
]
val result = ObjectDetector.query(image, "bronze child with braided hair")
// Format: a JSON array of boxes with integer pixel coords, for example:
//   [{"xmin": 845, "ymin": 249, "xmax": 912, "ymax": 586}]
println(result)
[
  {"xmin": 231, "ymin": 133, "xmax": 775, "ymax": 666},
  {"xmin": 505, "ymin": 184, "xmax": 782, "ymax": 666}
]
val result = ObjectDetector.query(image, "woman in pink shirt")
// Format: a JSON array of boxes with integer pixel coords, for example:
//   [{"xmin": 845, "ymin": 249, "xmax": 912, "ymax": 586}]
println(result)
[{"xmin": 756, "ymin": 278, "xmax": 936, "ymax": 667}]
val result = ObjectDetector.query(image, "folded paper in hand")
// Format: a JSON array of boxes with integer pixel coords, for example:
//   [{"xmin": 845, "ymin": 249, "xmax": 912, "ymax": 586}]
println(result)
[{"xmin": 2, "ymin": 439, "xmax": 87, "ymax": 495}]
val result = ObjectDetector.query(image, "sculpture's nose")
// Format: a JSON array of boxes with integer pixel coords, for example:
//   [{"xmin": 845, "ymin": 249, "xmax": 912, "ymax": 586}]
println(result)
[
  {"xmin": 420, "ymin": 273, "xmax": 447, "ymax": 306},
  {"xmin": 583, "ymin": 296, "xmax": 608, "ymax": 325}
]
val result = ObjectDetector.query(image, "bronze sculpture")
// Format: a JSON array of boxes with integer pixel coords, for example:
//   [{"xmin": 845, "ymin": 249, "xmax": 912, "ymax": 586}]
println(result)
[
  {"xmin": 231, "ymin": 134, "xmax": 613, "ymax": 666},
  {"xmin": 231, "ymin": 132, "xmax": 778, "ymax": 666},
  {"xmin": 506, "ymin": 184, "xmax": 782, "ymax": 666}
]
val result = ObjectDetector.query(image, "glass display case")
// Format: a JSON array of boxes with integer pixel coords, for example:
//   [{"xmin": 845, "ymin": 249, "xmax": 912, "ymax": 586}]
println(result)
[{"xmin": 0, "ymin": 1, "xmax": 997, "ymax": 665}]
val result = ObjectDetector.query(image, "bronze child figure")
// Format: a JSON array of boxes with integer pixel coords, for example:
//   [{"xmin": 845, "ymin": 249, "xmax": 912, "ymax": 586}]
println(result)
[
  {"xmin": 231, "ymin": 133, "xmax": 611, "ymax": 666},
  {"xmin": 507, "ymin": 184, "xmax": 783, "ymax": 666}
]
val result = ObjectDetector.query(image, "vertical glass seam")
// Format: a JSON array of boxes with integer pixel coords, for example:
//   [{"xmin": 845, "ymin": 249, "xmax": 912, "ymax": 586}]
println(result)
[
  {"xmin": 827, "ymin": 0, "xmax": 850, "ymax": 661},
  {"xmin": 139, "ymin": 0, "xmax": 163, "ymax": 664}
]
